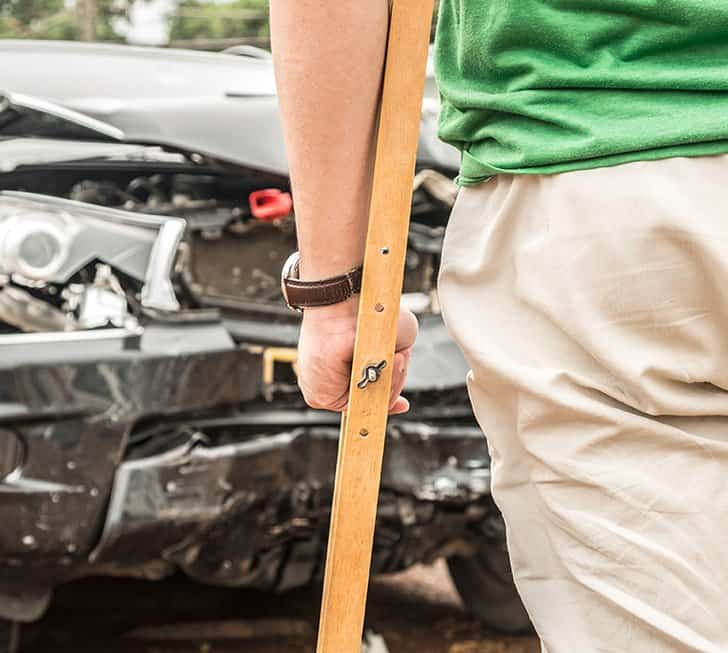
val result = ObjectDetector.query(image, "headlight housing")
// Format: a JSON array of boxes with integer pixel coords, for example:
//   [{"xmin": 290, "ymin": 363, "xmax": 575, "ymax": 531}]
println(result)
[{"xmin": 0, "ymin": 192, "xmax": 185, "ymax": 311}]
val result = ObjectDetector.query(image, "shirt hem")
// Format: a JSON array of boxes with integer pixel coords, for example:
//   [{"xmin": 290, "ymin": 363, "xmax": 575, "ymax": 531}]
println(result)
[{"xmin": 455, "ymin": 141, "xmax": 728, "ymax": 186}]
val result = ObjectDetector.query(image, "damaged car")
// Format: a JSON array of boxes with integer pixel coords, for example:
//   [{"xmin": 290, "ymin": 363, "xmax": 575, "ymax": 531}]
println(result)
[{"xmin": 0, "ymin": 41, "xmax": 530, "ymax": 651}]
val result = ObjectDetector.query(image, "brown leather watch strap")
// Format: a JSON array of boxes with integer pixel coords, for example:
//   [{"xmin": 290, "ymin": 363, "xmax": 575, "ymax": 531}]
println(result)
[{"xmin": 284, "ymin": 266, "xmax": 362, "ymax": 309}]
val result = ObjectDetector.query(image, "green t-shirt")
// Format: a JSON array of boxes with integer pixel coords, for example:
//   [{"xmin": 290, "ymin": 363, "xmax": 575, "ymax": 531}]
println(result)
[{"xmin": 434, "ymin": 1, "xmax": 728, "ymax": 185}]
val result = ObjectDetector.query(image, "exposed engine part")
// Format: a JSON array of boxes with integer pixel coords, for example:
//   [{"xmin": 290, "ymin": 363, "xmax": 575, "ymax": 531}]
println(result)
[
  {"xmin": 183, "ymin": 169, "xmax": 454, "ymax": 311},
  {"xmin": 408, "ymin": 222, "xmax": 445, "ymax": 256},
  {"xmin": 412, "ymin": 168, "xmax": 459, "ymax": 207},
  {"xmin": 84, "ymin": 284, "xmax": 125, "ymax": 320},
  {"xmin": 186, "ymin": 215, "xmax": 297, "ymax": 304},
  {"xmin": 77, "ymin": 265, "xmax": 132, "ymax": 330},
  {"xmin": 69, "ymin": 180, "xmax": 131, "ymax": 207},
  {"xmin": 49, "ymin": 264, "xmax": 135, "ymax": 331},
  {"xmin": 0, "ymin": 259, "xmax": 140, "ymax": 335},
  {"xmin": 126, "ymin": 175, "xmax": 168, "ymax": 207},
  {"xmin": 0, "ymin": 286, "xmax": 75, "ymax": 332},
  {"xmin": 248, "ymin": 188, "xmax": 293, "ymax": 221}
]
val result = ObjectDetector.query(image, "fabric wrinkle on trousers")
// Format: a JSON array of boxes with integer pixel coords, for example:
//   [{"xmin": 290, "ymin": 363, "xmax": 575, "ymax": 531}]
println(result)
[{"xmin": 437, "ymin": 155, "xmax": 728, "ymax": 653}]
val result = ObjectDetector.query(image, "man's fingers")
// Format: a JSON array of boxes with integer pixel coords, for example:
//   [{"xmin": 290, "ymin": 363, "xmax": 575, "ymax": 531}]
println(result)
[
  {"xmin": 388, "ymin": 348, "xmax": 411, "ymax": 413},
  {"xmin": 395, "ymin": 307, "xmax": 419, "ymax": 352},
  {"xmin": 387, "ymin": 308, "xmax": 417, "ymax": 414},
  {"xmin": 390, "ymin": 396, "xmax": 410, "ymax": 415}
]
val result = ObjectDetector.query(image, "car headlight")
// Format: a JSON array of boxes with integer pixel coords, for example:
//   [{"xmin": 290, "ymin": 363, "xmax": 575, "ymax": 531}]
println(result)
[
  {"xmin": 0, "ymin": 192, "xmax": 186, "ymax": 311},
  {"xmin": 0, "ymin": 212, "xmax": 72, "ymax": 281}
]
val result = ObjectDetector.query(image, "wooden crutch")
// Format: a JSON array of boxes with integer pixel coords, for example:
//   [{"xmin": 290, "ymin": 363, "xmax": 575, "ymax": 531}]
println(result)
[{"xmin": 315, "ymin": 1, "xmax": 435, "ymax": 651}]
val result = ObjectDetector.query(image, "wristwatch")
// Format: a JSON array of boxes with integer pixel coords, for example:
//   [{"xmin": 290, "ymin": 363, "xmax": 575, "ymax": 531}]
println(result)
[{"xmin": 280, "ymin": 251, "xmax": 363, "ymax": 312}]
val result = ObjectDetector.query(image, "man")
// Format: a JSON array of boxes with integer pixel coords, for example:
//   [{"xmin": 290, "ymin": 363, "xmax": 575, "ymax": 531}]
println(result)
[{"xmin": 270, "ymin": 2, "xmax": 728, "ymax": 651}]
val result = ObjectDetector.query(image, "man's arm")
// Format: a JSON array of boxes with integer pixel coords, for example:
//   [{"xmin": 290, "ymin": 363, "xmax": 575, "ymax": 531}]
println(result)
[
  {"xmin": 270, "ymin": 0, "xmax": 388, "ymax": 282},
  {"xmin": 270, "ymin": 0, "xmax": 418, "ymax": 414}
]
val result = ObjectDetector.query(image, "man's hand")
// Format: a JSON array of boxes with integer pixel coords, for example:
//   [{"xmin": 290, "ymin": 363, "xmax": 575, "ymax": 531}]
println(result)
[{"xmin": 297, "ymin": 300, "xmax": 419, "ymax": 415}]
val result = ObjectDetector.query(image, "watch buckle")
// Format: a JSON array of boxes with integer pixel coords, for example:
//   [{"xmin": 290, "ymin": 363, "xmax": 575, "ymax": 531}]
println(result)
[{"xmin": 281, "ymin": 251, "xmax": 303, "ymax": 312}]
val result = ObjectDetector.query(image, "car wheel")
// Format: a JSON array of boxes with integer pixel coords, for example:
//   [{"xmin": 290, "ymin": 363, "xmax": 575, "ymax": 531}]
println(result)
[
  {"xmin": 0, "ymin": 619, "xmax": 19, "ymax": 653},
  {"xmin": 447, "ymin": 536, "xmax": 532, "ymax": 634}
]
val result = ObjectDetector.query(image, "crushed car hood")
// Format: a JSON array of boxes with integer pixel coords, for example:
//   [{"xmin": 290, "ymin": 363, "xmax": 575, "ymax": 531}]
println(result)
[
  {"xmin": 0, "ymin": 40, "xmax": 459, "ymax": 174},
  {"xmin": 0, "ymin": 90, "xmax": 124, "ymax": 142}
]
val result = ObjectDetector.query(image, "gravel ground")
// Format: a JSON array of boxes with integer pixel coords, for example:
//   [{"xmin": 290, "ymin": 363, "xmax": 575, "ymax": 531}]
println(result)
[{"xmin": 18, "ymin": 560, "xmax": 539, "ymax": 653}]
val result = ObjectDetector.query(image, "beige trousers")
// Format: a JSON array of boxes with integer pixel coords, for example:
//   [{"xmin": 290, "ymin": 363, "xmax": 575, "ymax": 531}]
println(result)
[{"xmin": 438, "ymin": 156, "xmax": 728, "ymax": 653}]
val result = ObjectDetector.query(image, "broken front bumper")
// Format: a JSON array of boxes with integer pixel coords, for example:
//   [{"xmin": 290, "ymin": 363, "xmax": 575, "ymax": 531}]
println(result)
[
  {"xmin": 0, "ymin": 318, "xmax": 260, "ymax": 620},
  {"xmin": 0, "ymin": 314, "xmax": 495, "ymax": 623},
  {"xmin": 90, "ymin": 413, "xmax": 493, "ymax": 592}
]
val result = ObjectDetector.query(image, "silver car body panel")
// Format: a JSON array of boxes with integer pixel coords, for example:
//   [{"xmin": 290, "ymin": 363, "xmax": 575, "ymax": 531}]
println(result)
[{"xmin": 0, "ymin": 40, "xmax": 459, "ymax": 173}]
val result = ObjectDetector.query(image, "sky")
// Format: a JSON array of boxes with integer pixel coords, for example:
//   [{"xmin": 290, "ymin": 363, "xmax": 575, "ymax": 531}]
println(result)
[{"xmin": 115, "ymin": 0, "xmax": 177, "ymax": 45}]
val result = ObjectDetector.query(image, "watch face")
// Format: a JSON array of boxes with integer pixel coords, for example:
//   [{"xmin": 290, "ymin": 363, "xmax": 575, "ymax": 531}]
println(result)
[{"xmin": 280, "ymin": 251, "xmax": 301, "ymax": 311}]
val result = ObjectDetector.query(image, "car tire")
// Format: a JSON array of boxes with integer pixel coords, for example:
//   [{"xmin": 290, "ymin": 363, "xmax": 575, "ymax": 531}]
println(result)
[
  {"xmin": 0, "ymin": 620, "xmax": 19, "ymax": 653},
  {"xmin": 447, "ymin": 539, "xmax": 532, "ymax": 635}
]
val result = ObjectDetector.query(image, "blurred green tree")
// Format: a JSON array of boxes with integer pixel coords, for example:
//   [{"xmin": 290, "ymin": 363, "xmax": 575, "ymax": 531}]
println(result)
[
  {"xmin": 169, "ymin": 0, "xmax": 269, "ymax": 45},
  {"xmin": 0, "ymin": 0, "xmax": 127, "ymax": 41}
]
